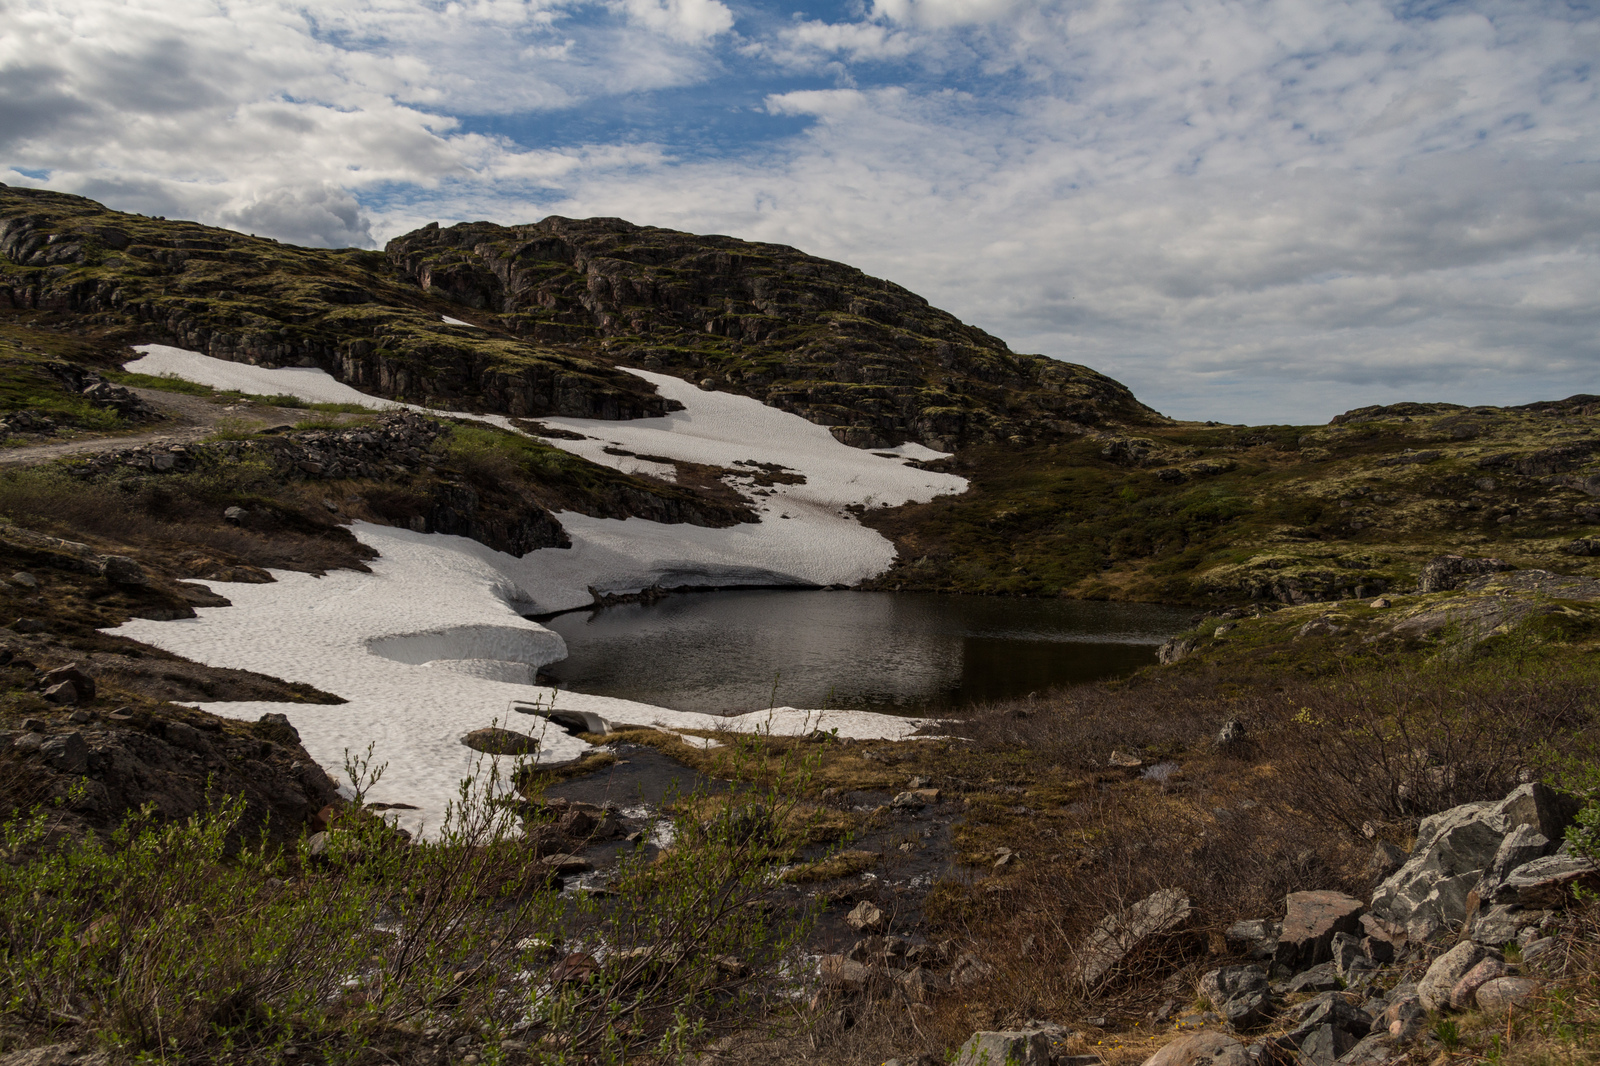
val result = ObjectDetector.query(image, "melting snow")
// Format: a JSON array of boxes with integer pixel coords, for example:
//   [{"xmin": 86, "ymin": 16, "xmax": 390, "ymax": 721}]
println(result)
[{"xmin": 112, "ymin": 346, "xmax": 968, "ymax": 834}]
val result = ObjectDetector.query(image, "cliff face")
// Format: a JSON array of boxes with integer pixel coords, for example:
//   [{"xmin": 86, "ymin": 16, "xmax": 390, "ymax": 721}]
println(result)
[
  {"xmin": 385, "ymin": 217, "xmax": 1164, "ymax": 450},
  {"xmin": 0, "ymin": 185, "xmax": 1161, "ymax": 450}
]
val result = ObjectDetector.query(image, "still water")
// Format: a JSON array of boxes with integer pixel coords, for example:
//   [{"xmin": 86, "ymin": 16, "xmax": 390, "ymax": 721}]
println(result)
[{"xmin": 539, "ymin": 590, "xmax": 1192, "ymax": 716}]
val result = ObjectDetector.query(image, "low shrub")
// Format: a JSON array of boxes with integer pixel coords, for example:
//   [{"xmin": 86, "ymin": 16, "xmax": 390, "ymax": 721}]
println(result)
[{"xmin": 0, "ymin": 744, "xmax": 826, "ymax": 1064}]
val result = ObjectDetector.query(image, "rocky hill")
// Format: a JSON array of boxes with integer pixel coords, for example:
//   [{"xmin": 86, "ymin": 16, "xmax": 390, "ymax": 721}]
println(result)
[
  {"xmin": 863, "ymin": 397, "xmax": 1600, "ymax": 603},
  {"xmin": 0, "ymin": 185, "xmax": 1160, "ymax": 450}
]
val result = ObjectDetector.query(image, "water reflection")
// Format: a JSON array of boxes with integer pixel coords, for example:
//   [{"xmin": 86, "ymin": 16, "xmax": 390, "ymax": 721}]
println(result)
[{"xmin": 538, "ymin": 589, "xmax": 1191, "ymax": 716}]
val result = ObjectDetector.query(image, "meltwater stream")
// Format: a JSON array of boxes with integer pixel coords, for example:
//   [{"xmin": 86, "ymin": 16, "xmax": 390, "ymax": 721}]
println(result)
[{"xmin": 539, "ymin": 589, "xmax": 1192, "ymax": 716}]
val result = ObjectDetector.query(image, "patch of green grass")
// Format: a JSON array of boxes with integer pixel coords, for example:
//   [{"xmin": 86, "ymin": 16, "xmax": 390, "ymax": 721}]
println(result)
[{"xmin": 103, "ymin": 370, "xmax": 215, "ymax": 396}]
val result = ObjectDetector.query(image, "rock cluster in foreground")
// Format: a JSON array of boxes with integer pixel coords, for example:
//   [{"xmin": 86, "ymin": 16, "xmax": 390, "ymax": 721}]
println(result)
[{"xmin": 846, "ymin": 782, "xmax": 1596, "ymax": 1066}]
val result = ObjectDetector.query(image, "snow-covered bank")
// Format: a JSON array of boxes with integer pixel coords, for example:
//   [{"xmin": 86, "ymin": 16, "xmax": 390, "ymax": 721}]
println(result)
[{"xmin": 112, "ymin": 346, "xmax": 968, "ymax": 833}]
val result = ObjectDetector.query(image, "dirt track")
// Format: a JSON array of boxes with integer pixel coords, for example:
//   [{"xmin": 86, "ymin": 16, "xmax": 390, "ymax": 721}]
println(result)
[{"xmin": 0, "ymin": 387, "xmax": 343, "ymax": 467}]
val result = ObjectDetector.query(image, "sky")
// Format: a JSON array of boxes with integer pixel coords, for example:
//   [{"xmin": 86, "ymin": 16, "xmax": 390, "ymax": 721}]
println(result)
[{"xmin": 3, "ymin": 0, "xmax": 1597, "ymax": 424}]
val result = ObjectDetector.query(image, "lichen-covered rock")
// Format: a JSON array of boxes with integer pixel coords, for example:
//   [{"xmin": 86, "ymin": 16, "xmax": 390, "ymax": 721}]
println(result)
[
  {"xmin": 954, "ymin": 1030, "xmax": 1052, "ymax": 1066},
  {"xmin": 1371, "ymin": 783, "xmax": 1579, "ymax": 938}
]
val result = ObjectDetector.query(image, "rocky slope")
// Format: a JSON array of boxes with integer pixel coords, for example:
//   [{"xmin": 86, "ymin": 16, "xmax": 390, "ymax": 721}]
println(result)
[
  {"xmin": 385, "ymin": 217, "xmax": 1161, "ymax": 449},
  {"xmin": 0, "ymin": 185, "xmax": 1160, "ymax": 449}
]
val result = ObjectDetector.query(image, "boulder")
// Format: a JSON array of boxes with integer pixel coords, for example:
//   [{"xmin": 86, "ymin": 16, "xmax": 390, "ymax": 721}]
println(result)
[
  {"xmin": 1079, "ymin": 888, "xmax": 1193, "ymax": 986},
  {"xmin": 41, "ymin": 682, "xmax": 80, "ymax": 705},
  {"xmin": 1448, "ymin": 957, "xmax": 1509, "ymax": 1011},
  {"xmin": 1198, "ymin": 964, "xmax": 1272, "ymax": 1029},
  {"xmin": 1273, "ymin": 891, "xmax": 1364, "ymax": 975},
  {"xmin": 1278, "ymin": 962, "xmax": 1341, "ymax": 994},
  {"xmin": 459, "ymin": 727, "xmax": 539, "ymax": 756},
  {"xmin": 818, "ymin": 955, "xmax": 870, "ymax": 994},
  {"xmin": 955, "ymin": 1030, "xmax": 1050, "ymax": 1066},
  {"xmin": 1474, "ymin": 824, "xmax": 1555, "ymax": 903},
  {"xmin": 1417, "ymin": 942, "xmax": 1492, "ymax": 1012},
  {"xmin": 1370, "ymin": 783, "xmax": 1578, "ymax": 936},
  {"xmin": 1417, "ymin": 555, "xmax": 1513, "ymax": 593},
  {"xmin": 39, "ymin": 733, "xmax": 87, "ymax": 775},
  {"xmin": 41, "ymin": 665, "xmax": 96, "ymax": 701},
  {"xmin": 1140, "ymin": 1032, "xmax": 1250, "ymax": 1066},
  {"xmin": 99, "ymin": 555, "xmax": 147, "ymax": 586},
  {"xmin": 1298, "ymin": 1025, "xmax": 1358, "ymax": 1066},
  {"xmin": 894, "ymin": 965, "xmax": 947, "ymax": 1002},
  {"xmin": 1368, "ymin": 841, "xmax": 1407, "ymax": 881},
  {"xmin": 1334, "ymin": 1033, "xmax": 1397, "ymax": 1066},
  {"xmin": 1474, "ymin": 976, "xmax": 1541, "ymax": 1015},
  {"xmin": 1224, "ymin": 919, "xmax": 1280, "ymax": 960},
  {"xmin": 847, "ymin": 901, "xmax": 884, "ymax": 933}
]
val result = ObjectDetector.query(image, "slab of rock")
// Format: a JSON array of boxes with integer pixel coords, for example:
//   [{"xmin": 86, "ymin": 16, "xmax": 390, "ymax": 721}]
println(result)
[
  {"xmin": 1449, "ymin": 957, "xmax": 1509, "ymax": 1011},
  {"xmin": 1080, "ymin": 888, "xmax": 1193, "ymax": 986},
  {"xmin": 41, "ymin": 664, "xmax": 96, "ymax": 701},
  {"xmin": 1475, "ymin": 976, "xmax": 1541, "ymax": 1015},
  {"xmin": 1278, "ymin": 962, "xmax": 1341, "ymax": 994},
  {"xmin": 1418, "ymin": 942, "xmax": 1492, "ymax": 1012},
  {"xmin": 1273, "ymin": 890, "xmax": 1363, "ymax": 975},
  {"xmin": 1198, "ymin": 964, "xmax": 1273, "ymax": 1029},
  {"xmin": 459, "ymin": 727, "xmax": 539, "ymax": 756},
  {"xmin": 955, "ymin": 1030, "xmax": 1050, "ymax": 1066},
  {"xmin": 1140, "ymin": 1031, "xmax": 1249, "ymax": 1066},
  {"xmin": 1488, "ymin": 852, "xmax": 1600, "ymax": 909},
  {"xmin": 540, "ymin": 853, "xmax": 593, "ymax": 874}
]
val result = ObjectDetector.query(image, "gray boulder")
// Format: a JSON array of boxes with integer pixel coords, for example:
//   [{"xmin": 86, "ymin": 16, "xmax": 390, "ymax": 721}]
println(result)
[
  {"xmin": 1197, "ymin": 964, "xmax": 1273, "ymax": 1029},
  {"xmin": 1371, "ymin": 783, "xmax": 1577, "ymax": 938},
  {"xmin": 1475, "ymin": 976, "xmax": 1541, "ymax": 1015},
  {"xmin": 40, "ymin": 733, "xmax": 87, "ymax": 775}
]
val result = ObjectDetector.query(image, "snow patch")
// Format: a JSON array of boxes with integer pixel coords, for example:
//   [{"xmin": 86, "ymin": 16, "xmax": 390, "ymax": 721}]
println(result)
[{"xmin": 107, "ymin": 346, "xmax": 967, "ymax": 835}]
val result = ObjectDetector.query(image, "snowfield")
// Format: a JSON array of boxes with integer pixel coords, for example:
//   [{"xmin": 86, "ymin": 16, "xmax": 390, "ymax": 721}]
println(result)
[{"xmin": 114, "ymin": 346, "xmax": 968, "ymax": 833}]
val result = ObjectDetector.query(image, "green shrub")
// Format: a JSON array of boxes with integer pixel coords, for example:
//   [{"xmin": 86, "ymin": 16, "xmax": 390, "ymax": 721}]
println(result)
[{"xmin": 0, "ymin": 742, "xmax": 822, "ymax": 1063}]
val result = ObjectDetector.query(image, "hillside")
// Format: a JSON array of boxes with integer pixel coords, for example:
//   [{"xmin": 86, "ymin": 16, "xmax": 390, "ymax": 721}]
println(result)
[
  {"xmin": 0, "ymin": 185, "xmax": 1159, "ymax": 450},
  {"xmin": 861, "ymin": 397, "xmax": 1600, "ymax": 603}
]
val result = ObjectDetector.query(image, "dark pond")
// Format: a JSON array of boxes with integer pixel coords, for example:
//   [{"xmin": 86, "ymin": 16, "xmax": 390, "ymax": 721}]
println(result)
[{"xmin": 539, "ymin": 589, "xmax": 1192, "ymax": 716}]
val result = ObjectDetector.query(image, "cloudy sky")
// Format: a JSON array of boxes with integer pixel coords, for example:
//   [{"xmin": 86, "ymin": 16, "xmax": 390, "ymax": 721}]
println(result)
[{"xmin": 3, "ymin": 0, "xmax": 1596, "ymax": 423}]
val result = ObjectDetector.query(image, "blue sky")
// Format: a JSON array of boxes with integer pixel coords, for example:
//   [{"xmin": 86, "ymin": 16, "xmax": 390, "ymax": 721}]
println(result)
[{"xmin": 3, "ymin": 0, "xmax": 1597, "ymax": 423}]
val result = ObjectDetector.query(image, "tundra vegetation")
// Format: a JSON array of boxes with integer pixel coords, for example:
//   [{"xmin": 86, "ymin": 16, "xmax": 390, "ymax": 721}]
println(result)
[{"xmin": 0, "ymin": 187, "xmax": 1598, "ymax": 1064}]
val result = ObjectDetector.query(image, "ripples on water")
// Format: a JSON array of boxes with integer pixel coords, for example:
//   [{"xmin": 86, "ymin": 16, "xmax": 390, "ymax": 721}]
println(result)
[{"xmin": 538, "ymin": 589, "xmax": 1191, "ymax": 716}]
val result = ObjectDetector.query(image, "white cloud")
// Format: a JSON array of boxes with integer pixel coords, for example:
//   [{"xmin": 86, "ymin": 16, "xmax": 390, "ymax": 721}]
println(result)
[{"xmin": 2, "ymin": 0, "xmax": 1597, "ymax": 421}]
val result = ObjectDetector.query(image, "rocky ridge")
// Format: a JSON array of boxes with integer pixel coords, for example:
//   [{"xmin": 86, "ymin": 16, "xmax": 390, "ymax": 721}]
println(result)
[{"xmin": 0, "ymin": 185, "xmax": 1160, "ymax": 452}]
